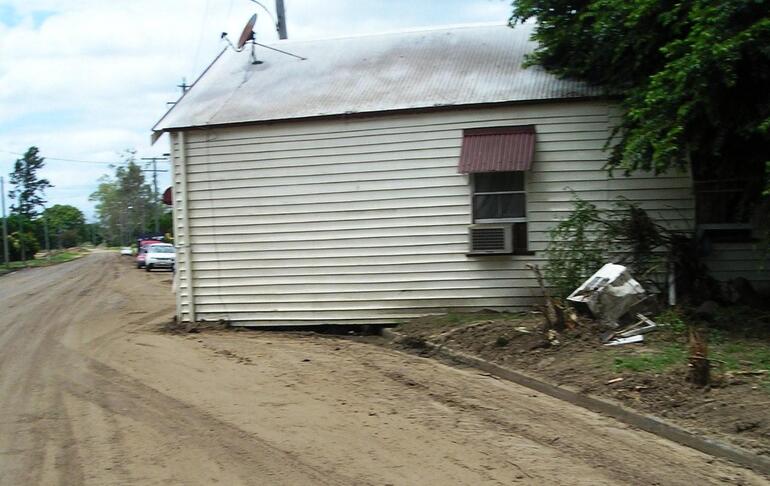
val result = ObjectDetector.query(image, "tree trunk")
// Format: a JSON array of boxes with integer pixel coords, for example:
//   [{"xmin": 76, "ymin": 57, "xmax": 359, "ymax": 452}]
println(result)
[{"xmin": 687, "ymin": 327, "xmax": 710, "ymax": 387}]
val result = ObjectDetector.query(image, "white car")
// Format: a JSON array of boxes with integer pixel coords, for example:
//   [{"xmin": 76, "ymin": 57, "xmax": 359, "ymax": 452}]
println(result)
[
  {"xmin": 144, "ymin": 244, "xmax": 176, "ymax": 272},
  {"xmin": 120, "ymin": 246, "xmax": 133, "ymax": 256}
]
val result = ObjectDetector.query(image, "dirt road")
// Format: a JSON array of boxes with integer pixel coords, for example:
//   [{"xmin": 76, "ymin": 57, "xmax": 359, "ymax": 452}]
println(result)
[{"xmin": 0, "ymin": 252, "xmax": 767, "ymax": 485}]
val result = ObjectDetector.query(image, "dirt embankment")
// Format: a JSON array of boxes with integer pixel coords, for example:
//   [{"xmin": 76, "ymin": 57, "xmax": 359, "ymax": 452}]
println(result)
[
  {"xmin": 0, "ymin": 252, "xmax": 768, "ymax": 485},
  {"xmin": 394, "ymin": 311, "xmax": 770, "ymax": 457}
]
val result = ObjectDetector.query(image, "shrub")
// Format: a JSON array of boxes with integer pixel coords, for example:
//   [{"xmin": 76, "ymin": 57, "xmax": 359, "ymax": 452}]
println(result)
[
  {"xmin": 545, "ymin": 195, "xmax": 709, "ymax": 299},
  {"xmin": 7, "ymin": 231, "xmax": 40, "ymax": 261},
  {"xmin": 544, "ymin": 197, "xmax": 606, "ymax": 297}
]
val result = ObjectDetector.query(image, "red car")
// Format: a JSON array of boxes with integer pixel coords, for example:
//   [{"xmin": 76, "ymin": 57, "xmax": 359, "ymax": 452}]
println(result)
[{"xmin": 135, "ymin": 240, "xmax": 164, "ymax": 268}]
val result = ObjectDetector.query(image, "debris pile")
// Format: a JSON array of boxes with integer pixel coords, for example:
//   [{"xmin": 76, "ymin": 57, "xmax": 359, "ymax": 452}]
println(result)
[
  {"xmin": 567, "ymin": 263, "xmax": 646, "ymax": 326},
  {"xmin": 565, "ymin": 264, "xmax": 660, "ymax": 346},
  {"xmin": 602, "ymin": 314, "xmax": 658, "ymax": 346}
]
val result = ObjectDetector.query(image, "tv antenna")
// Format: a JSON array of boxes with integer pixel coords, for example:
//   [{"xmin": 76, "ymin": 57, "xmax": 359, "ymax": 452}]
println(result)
[{"xmin": 221, "ymin": 13, "xmax": 306, "ymax": 65}]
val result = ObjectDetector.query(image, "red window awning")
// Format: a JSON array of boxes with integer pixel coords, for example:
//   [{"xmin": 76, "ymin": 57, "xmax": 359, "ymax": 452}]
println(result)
[
  {"xmin": 457, "ymin": 126, "xmax": 536, "ymax": 173},
  {"xmin": 162, "ymin": 187, "xmax": 173, "ymax": 206}
]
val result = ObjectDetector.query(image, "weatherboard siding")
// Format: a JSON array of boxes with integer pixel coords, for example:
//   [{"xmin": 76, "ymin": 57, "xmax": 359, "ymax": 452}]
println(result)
[
  {"xmin": 703, "ymin": 242, "xmax": 770, "ymax": 292},
  {"xmin": 170, "ymin": 100, "xmax": 694, "ymax": 325}
]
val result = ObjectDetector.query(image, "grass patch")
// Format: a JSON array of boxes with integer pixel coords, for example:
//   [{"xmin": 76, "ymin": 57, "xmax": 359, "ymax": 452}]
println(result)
[
  {"xmin": 712, "ymin": 340, "xmax": 770, "ymax": 372},
  {"xmin": 655, "ymin": 308, "xmax": 688, "ymax": 335},
  {"xmin": 603, "ymin": 307, "xmax": 769, "ymax": 380},
  {"xmin": 611, "ymin": 345, "xmax": 687, "ymax": 373},
  {"xmin": 0, "ymin": 250, "xmax": 86, "ymax": 275}
]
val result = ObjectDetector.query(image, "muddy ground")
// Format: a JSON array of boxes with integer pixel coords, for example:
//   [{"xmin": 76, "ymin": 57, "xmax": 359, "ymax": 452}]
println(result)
[
  {"xmin": 395, "ymin": 311, "xmax": 770, "ymax": 457},
  {"xmin": 0, "ymin": 252, "xmax": 768, "ymax": 485}
]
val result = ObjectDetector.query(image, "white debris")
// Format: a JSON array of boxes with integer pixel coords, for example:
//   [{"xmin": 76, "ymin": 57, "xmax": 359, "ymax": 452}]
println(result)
[
  {"xmin": 616, "ymin": 314, "xmax": 658, "ymax": 338},
  {"xmin": 567, "ymin": 263, "xmax": 646, "ymax": 327},
  {"xmin": 604, "ymin": 335, "xmax": 644, "ymax": 346}
]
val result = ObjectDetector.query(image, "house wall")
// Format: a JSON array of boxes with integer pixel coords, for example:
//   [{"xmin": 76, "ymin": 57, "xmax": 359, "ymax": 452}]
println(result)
[
  {"xmin": 702, "ymin": 242, "xmax": 770, "ymax": 292},
  {"xmin": 170, "ymin": 100, "xmax": 697, "ymax": 326}
]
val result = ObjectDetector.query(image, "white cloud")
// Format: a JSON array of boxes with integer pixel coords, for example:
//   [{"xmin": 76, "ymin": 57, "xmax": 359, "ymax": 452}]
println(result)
[{"xmin": 0, "ymin": 0, "xmax": 512, "ymax": 219}]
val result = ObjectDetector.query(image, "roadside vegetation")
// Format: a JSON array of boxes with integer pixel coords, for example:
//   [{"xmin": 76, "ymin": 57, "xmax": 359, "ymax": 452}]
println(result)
[
  {"xmin": 2, "ymin": 147, "xmax": 173, "ymax": 268},
  {"xmin": 604, "ymin": 308, "xmax": 770, "ymax": 382},
  {"xmin": 0, "ymin": 248, "xmax": 89, "ymax": 276},
  {"xmin": 89, "ymin": 150, "xmax": 174, "ymax": 246},
  {"xmin": 3, "ymin": 147, "xmax": 101, "ymax": 265}
]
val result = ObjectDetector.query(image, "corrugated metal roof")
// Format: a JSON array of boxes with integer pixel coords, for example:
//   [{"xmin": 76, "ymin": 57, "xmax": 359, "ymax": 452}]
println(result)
[
  {"xmin": 458, "ymin": 126, "xmax": 535, "ymax": 173},
  {"xmin": 152, "ymin": 24, "xmax": 601, "ymax": 134}
]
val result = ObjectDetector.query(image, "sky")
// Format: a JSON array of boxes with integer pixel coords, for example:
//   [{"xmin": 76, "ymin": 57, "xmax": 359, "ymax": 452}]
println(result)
[{"xmin": 0, "ymin": 0, "xmax": 513, "ymax": 220}]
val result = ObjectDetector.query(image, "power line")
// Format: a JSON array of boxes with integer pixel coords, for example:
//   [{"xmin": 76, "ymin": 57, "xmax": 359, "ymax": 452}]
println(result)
[
  {"xmin": 0, "ymin": 150, "xmax": 116, "ymax": 166},
  {"xmin": 249, "ymin": 0, "xmax": 277, "ymax": 31},
  {"xmin": 191, "ymin": 0, "xmax": 213, "ymax": 78}
]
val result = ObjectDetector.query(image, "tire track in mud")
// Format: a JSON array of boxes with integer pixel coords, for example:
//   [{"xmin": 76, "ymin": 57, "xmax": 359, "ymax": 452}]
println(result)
[
  {"xmin": 0, "ymin": 253, "xmax": 356, "ymax": 485},
  {"xmin": 1, "ymin": 253, "xmax": 768, "ymax": 485}
]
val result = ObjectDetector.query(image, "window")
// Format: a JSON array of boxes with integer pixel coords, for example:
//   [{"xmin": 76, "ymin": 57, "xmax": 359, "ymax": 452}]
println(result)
[
  {"xmin": 473, "ymin": 172, "xmax": 526, "ymax": 222},
  {"xmin": 472, "ymin": 172, "xmax": 529, "ymax": 252},
  {"xmin": 458, "ymin": 125, "xmax": 535, "ymax": 254},
  {"xmin": 693, "ymin": 160, "xmax": 764, "ymax": 242}
]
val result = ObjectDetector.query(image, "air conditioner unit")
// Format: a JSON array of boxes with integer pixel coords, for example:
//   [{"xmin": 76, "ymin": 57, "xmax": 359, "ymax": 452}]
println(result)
[{"xmin": 468, "ymin": 224, "xmax": 513, "ymax": 254}]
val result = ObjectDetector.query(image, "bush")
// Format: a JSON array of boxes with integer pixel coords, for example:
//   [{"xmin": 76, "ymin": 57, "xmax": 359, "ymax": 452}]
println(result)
[
  {"xmin": 544, "ymin": 197, "xmax": 606, "ymax": 297},
  {"xmin": 7, "ymin": 232, "xmax": 40, "ymax": 261},
  {"xmin": 545, "ymin": 195, "xmax": 708, "ymax": 299},
  {"xmin": 60, "ymin": 229, "xmax": 80, "ymax": 248}
]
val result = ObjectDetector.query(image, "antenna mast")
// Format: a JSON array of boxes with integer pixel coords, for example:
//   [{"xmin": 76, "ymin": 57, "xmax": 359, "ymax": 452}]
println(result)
[
  {"xmin": 275, "ymin": 0, "xmax": 287, "ymax": 39},
  {"xmin": 221, "ymin": 11, "xmax": 305, "ymax": 62}
]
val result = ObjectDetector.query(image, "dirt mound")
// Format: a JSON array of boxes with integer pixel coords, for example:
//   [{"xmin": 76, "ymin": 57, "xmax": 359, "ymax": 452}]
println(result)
[{"xmin": 395, "ymin": 311, "xmax": 770, "ymax": 456}]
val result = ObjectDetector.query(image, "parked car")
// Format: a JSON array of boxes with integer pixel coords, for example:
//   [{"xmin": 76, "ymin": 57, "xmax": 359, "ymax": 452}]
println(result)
[
  {"xmin": 144, "ymin": 244, "xmax": 175, "ymax": 272},
  {"xmin": 120, "ymin": 246, "xmax": 133, "ymax": 256},
  {"xmin": 135, "ymin": 246, "xmax": 147, "ymax": 268},
  {"xmin": 135, "ymin": 239, "xmax": 164, "ymax": 268}
]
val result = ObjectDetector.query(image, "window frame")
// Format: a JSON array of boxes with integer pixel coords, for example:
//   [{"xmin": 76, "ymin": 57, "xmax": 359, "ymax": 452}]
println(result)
[
  {"xmin": 467, "ymin": 171, "xmax": 532, "ymax": 255},
  {"xmin": 471, "ymin": 172, "xmax": 528, "ymax": 224}
]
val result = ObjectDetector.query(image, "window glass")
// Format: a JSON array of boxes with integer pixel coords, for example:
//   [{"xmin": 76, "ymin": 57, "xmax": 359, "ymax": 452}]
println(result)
[
  {"xmin": 474, "ymin": 172, "xmax": 524, "ymax": 193},
  {"xmin": 473, "ymin": 194, "xmax": 526, "ymax": 220}
]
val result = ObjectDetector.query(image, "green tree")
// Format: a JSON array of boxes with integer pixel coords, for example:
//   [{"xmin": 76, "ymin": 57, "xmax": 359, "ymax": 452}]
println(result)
[
  {"xmin": 4, "ymin": 213, "xmax": 39, "ymax": 261},
  {"xmin": 158, "ymin": 209, "xmax": 174, "ymax": 237},
  {"xmin": 7, "ymin": 231, "xmax": 40, "ymax": 261},
  {"xmin": 7, "ymin": 147, "xmax": 52, "ymax": 260},
  {"xmin": 41, "ymin": 204, "xmax": 86, "ymax": 247},
  {"xmin": 89, "ymin": 150, "xmax": 154, "ymax": 245},
  {"xmin": 510, "ymin": 0, "xmax": 770, "ymax": 177},
  {"xmin": 8, "ymin": 147, "xmax": 53, "ymax": 218}
]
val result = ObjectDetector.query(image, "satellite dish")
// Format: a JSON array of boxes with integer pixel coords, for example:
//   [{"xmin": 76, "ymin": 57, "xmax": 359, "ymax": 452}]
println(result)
[
  {"xmin": 221, "ymin": 13, "xmax": 306, "ymax": 64},
  {"xmin": 237, "ymin": 14, "xmax": 257, "ymax": 50}
]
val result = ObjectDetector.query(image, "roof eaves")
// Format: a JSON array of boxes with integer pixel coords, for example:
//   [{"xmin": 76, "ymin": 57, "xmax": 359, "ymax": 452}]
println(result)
[{"xmin": 152, "ymin": 94, "xmax": 607, "ymax": 135}]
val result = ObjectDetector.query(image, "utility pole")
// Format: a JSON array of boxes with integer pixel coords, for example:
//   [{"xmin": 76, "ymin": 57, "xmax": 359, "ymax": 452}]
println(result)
[
  {"xmin": 275, "ymin": 0, "xmax": 288, "ymax": 39},
  {"xmin": 0, "ymin": 177, "xmax": 9, "ymax": 267},
  {"xmin": 17, "ymin": 192, "xmax": 25, "ymax": 263},
  {"xmin": 177, "ymin": 78, "xmax": 190, "ymax": 94},
  {"xmin": 141, "ymin": 157, "xmax": 169, "ymax": 235},
  {"xmin": 43, "ymin": 210, "xmax": 50, "ymax": 260}
]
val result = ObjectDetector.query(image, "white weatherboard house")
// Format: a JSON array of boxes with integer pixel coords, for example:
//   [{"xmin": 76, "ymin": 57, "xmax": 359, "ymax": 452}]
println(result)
[{"xmin": 152, "ymin": 24, "xmax": 768, "ymax": 326}]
